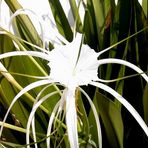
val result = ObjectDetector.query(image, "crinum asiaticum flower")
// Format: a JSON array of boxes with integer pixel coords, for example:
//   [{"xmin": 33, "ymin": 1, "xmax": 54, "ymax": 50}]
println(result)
[
  {"xmin": 0, "ymin": 32, "xmax": 148, "ymax": 148},
  {"xmin": 0, "ymin": 0, "xmax": 86, "ymax": 47}
]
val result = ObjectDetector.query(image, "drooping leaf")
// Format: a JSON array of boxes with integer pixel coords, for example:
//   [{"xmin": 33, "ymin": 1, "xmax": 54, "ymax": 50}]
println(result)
[
  {"xmin": 48, "ymin": 0, "xmax": 73, "ymax": 41},
  {"xmin": 143, "ymin": 83, "xmax": 148, "ymax": 125},
  {"xmin": 89, "ymin": 91, "xmax": 124, "ymax": 148},
  {"xmin": 142, "ymin": 0, "xmax": 148, "ymax": 17}
]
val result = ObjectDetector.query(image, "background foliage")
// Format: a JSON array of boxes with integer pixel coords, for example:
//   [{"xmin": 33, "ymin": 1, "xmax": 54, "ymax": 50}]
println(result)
[{"xmin": 0, "ymin": 0, "xmax": 148, "ymax": 147}]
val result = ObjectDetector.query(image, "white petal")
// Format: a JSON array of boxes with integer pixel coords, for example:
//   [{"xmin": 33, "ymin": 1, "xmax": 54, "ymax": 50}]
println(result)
[
  {"xmin": 46, "ymin": 89, "xmax": 66, "ymax": 148},
  {"xmin": 48, "ymin": 33, "xmax": 83, "ymax": 86},
  {"xmin": 9, "ymin": 8, "xmax": 46, "ymax": 49},
  {"xmin": 65, "ymin": 89, "xmax": 79, "ymax": 148},
  {"xmin": 138, "ymin": 0, "xmax": 142, "ymax": 5},
  {"xmin": 0, "ymin": 51, "xmax": 50, "ymax": 62},
  {"xmin": 26, "ymin": 91, "xmax": 59, "ymax": 148},
  {"xmin": 48, "ymin": 33, "xmax": 99, "ymax": 87},
  {"xmin": 97, "ymin": 58, "xmax": 148, "ymax": 82},
  {"xmin": 90, "ymin": 82, "xmax": 148, "ymax": 136},
  {"xmin": 30, "ymin": 85, "xmax": 53, "ymax": 148},
  {"xmin": 46, "ymin": 100, "xmax": 61, "ymax": 148},
  {"xmin": 79, "ymin": 87, "xmax": 102, "ymax": 148},
  {"xmin": 0, "ymin": 79, "xmax": 53, "ymax": 137},
  {"xmin": 115, "ymin": 0, "xmax": 118, "ymax": 5},
  {"xmin": 18, "ymin": 0, "xmax": 68, "ymax": 46}
]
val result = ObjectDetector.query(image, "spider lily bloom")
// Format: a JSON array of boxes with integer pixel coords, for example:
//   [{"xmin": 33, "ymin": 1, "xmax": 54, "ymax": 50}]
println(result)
[
  {"xmin": 17, "ymin": 0, "xmax": 63, "ymax": 46},
  {"xmin": 18, "ymin": 0, "xmax": 85, "ymax": 27},
  {"xmin": 4, "ymin": 0, "xmax": 85, "ymax": 47},
  {"xmin": 0, "ymin": 33, "xmax": 148, "ymax": 148},
  {"xmin": 0, "ymin": 0, "xmax": 66, "ymax": 47}
]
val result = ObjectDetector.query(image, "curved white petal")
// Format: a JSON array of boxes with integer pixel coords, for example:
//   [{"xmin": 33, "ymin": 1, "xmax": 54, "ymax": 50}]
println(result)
[
  {"xmin": 97, "ymin": 58, "xmax": 148, "ymax": 82},
  {"xmin": 26, "ymin": 91, "xmax": 59, "ymax": 148},
  {"xmin": 0, "ymin": 79, "xmax": 54, "ymax": 137},
  {"xmin": 46, "ymin": 100, "xmax": 61, "ymax": 148},
  {"xmin": 31, "ymin": 119, "xmax": 37, "ymax": 148},
  {"xmin": 18, "ymin": 0, "xmax": 68, "ymax": 46},
  {"xmin": 90, "ymin": 82, "xmax": 148, "ymax": 136},
  {"xmin": 79, "ymin": 87, "xmax": 102, "ymax": 148},
  {"xmin": 9, "ymin": 8, "xmax": 46, "ymax": 49},
  {"xmin": 46, "ymin": 88, "xmax": 66, "ymax": 148},
  {"xmin": 30, "ymin": 85, "xmax": 53, "ymax": 148},
  {"xmin": 0, "ymin": 29, "xmax": 49, "ymax": 53},
  {"xmin": 0, "ymin": 51, "xmax": 50, "ymax": 61}
]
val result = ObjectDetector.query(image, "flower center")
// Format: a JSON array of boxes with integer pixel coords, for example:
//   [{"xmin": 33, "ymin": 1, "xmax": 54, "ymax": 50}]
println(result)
[{"xmin": 48, "ymin": 33, "xmax": 99, "ymax": 88}]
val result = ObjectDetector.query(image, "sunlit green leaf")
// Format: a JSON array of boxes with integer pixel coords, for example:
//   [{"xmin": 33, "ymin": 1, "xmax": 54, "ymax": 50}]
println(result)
[{"xmin": 94, "ymin": 92, "xmax": 123, "ymax": 148}]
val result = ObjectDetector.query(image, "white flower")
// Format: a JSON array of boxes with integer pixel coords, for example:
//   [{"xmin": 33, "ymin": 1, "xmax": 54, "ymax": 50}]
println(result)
[
  {"xmin": 48, "ymin": 33, "xmax": 98, "ymax": 88},
  {"xmin": 0, "ymin": 1, "xmax": 147, "ymax": 148},
  {"xmin": 0, "ymin": 0, "xmax": 67, "ymax": 46},
  {"xmin": 1, "ymin": 0, "xmax": 85, "ymax": 47},
  {"xmin": 0, "ymin": 32, "xmax": 148, "ymax": 148},
  {"xmin": 18, "ymin": 0, "xmax": 85, "ymax": 28}
]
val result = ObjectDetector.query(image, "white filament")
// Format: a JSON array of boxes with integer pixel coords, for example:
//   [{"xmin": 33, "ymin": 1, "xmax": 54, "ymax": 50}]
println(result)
[
  {"xmin": 79, "ymin": 87, "xmax": 102, "ymax": 148},
  {"xmin": 90, "ymin": 82, "xmax": 148, "ymax": 136},
  {"xmin": 0, "ymin": 79, "xmax": 53, "ymax": 137}
]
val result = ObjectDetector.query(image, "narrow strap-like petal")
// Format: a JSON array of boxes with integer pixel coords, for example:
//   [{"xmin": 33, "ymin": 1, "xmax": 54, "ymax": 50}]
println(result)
[
  {"xmin": 46, "ymin": 89, "xmax": 66, "ymax": 148},
  {"xmin": 97, "ymin": 59, "xmax": 148, "ymax": 82},
  {"xmin": 30, "ymin": 85, "xmax": 54, "ymax": 148},
  {"xmin": 46, "ymin": 100, "xmax": 61, "ymax": 148},
  {"xmin": 79, "ymin": 87, "xmax": 102, "ymax": 148},
  {"xmin": 9, "ymin": 8, "xmax": 46, "ymax": 49},
  {"xmin": 0, "ymin": 79, "xmax": 54, "ymax": 137},
  {"xmin": 0, "ymin": 51, "xmax": 50, "ymax": 62},
  {"xmin": 65, "ymin": 88, "xmax": 79, "ymax": 148},
  {"xmin": 26, "ymin": 91, "xmax": 59, "ymax": 148},
  {"xmin": 90, "ymin": 82, "xmax": 148, "ymax": 136}
]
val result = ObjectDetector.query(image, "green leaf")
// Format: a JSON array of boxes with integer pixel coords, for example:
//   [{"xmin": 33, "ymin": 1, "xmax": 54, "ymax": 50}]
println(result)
[
  {"xmin": 90, "ymin": 92, "xmax": 124, "ymax": 148},
  {"xmin": 88, "ymin": 94, "xmax": 99, "ymax": 147},
  {"xmin": 91, "ymin": 0, "xmax": 104, "ymax": 30},
  {"xmin": 143, "ymin": 83, "xmax": 148, "ymax": 125},
  {"xmin": 91, "ymin": 0, "xmax": 105, "ymax": 48},
  {"xmin": 83, "ymin": 9, "xmax": 97, "ymax": 49},
  {"xmin": 77, "ymin": 89, "xmax": 90, "ymax": 140},
  {"xmin": 48, "ymin": 0, "xmax": 73, "ymax": 41},
  {"xmin": 142, "ymin": 0, "xmax": 148, "ymax": 17},
  {"xmin": 0, "ymin": 31, "xmax": 60, "ymax": 113},
  {"xmin": 69, "ymin": 0, "xmax": 83, "ymax": 32},
  {"xmin": 0, "ymin": 140, "xmax": 25, "ymax": 148}
]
